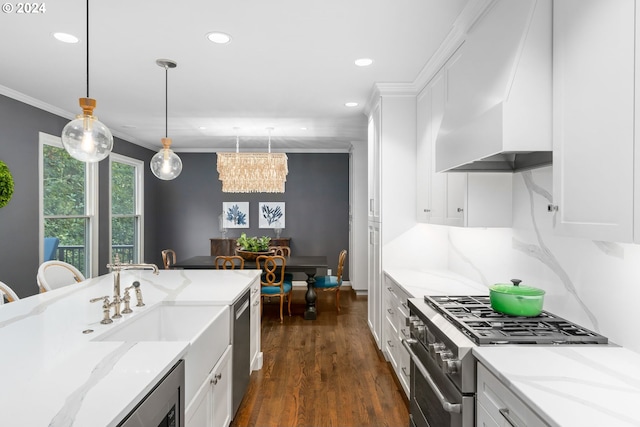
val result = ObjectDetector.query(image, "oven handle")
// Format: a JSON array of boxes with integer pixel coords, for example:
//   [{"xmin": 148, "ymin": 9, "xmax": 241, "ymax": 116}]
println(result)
[{"xmin": 402, "ymin": 338, "xmax": 461, "ymax": 414}]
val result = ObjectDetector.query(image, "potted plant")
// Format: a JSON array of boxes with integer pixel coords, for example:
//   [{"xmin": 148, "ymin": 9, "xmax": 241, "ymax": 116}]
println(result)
[{"xmin": 235, "ymin": 233, "xmax": 273, "ymax": 261}]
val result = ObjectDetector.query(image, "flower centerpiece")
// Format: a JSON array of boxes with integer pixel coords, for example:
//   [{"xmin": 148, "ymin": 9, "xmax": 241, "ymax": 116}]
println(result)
[{"xmin": 235, "ymin": 233, "xmax": 273, "ymax": 261}]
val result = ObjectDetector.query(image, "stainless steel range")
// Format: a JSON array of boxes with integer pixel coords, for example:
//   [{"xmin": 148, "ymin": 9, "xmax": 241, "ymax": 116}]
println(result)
[{"xmin": 403, "ymin": 295, "xmax": 608, "ymax": 427}]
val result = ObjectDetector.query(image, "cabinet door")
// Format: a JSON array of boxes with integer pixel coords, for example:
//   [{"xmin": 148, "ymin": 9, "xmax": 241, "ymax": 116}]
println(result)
[
  {"xmin": 416, "ymin": 84, "xmax": 432, "ymax": 222},
  {"xmin": 368, "ymin": 102, "xmax": 382, "ymax": 222},
  {"xmin": 211, "ymin": 347, "xmax": 232, "ymax": 427},
  {"xmin": 367, "ymin": 222, "xmax": 381, "ymax": 349},
  {"xmin": 445, "ymin": 173, "xmax": 467, "ymax": 226},
  {"xmin": 186, "ymin": 371, "xmax": 213, "ymax": 427},
  {"xmin": 430, "ymin": 71, "xmax": 447, "ymax": 224},
  {"xmin": 552, "ymin": 0, "xmax": 635, "ymax": 242}
]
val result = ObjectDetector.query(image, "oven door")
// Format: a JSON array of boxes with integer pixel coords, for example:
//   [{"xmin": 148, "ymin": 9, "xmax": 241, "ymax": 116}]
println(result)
[{"xmin": 403, "ymin": 339, "xmax": 474, "ymax": 427}]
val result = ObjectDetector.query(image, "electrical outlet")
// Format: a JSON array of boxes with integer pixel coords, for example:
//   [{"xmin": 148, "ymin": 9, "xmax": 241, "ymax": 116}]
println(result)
[{"xmin": 327, "ymin": 269, "xmax": 332, "ymax": 276}]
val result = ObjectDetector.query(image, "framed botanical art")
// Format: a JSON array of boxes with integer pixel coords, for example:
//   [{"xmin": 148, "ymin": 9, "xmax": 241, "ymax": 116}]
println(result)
[
  {"xmin": 222, "ymin": 202, "xmax": 249, "ymax": 228},
  {"xmin": 259, "ymin": 202, "xmax": 285, "ymax": 228}
]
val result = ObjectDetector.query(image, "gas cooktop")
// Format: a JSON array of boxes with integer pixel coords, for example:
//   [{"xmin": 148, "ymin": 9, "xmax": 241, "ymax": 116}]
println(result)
[{"xmin": 424, "ymin": 295, "xmax": 608, "ymax": 345}]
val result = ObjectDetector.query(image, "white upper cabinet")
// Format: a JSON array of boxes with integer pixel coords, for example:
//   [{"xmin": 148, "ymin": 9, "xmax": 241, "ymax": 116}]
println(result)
[
  {"xmin": 552, "ymin": 0, "xmax": 635, "ymax": 242},
  {"xmin": 436, "ymin": 0, "xmax": 552, "ymax": 172},
  {"xmin": 368, "ymin": 102, "xmax": 382, "ymax": 222},
  {"xmin": 417, "ymin": 47, "xmax": 512, "ymax": 228},
  {"xmin": 444, "ymin": 173, "xmax": 512, "ymax": 228}
]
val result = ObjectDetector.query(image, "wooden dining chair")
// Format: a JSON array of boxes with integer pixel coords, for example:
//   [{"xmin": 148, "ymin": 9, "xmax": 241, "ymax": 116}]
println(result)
[
  {"xmin": 256, "ymin": 255, "xmax": 292, "ymax": 323},
  {"xmin": 161, "ymin": 249, "xmax": 177, "ymax": 269},
  {"xmin": 269, "ymin": 245, "xmax": 290, "ymax": 256},
  {"xmin": 269, "ymin": 246, "xmax": 293, "ymax": 281},
  {"xmin": 314, "ymin": 249, "xmax": 347, "ymax": 312},
  {"xmin": 215, "ymin": 255, "xmax": 245, "ymax": 270}
]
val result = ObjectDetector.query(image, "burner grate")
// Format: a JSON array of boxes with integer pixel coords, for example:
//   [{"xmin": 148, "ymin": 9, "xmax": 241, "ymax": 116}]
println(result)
[{"xmin": 424, "ymin": 295, "xmax": 608, "ymax": 345}]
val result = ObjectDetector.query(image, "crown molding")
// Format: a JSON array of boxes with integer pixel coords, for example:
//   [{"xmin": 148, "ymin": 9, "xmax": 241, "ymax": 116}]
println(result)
[
  {"xmin": 365, "ymin": 0, "xmax": 496, "ymax": 116},
  {"xmin": 0, "ymin": 84, "xmax": 159, "ymax": 151}
]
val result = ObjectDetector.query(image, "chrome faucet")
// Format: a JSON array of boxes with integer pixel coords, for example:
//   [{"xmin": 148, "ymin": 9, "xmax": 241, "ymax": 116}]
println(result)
[{"xmin": 107, "ymin": 254, "xmax": 159, "ymax": 318}]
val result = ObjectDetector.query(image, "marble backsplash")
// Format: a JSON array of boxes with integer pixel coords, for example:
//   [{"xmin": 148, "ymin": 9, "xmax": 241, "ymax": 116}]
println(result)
[{"xmin": 383, "ymin": 166, "xmax": 640, "ymax": 354}]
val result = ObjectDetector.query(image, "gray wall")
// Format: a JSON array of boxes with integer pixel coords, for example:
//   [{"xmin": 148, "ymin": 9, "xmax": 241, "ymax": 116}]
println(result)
[
  {"xmin": 156, "ymin": 152, "xmax": 350, "ymax": 280},
  {"xmin": 0, "ymin": 94, "xmax": 159, "ymax": 297},
  {"xmin": 0, "ymin": 94, "xmax": 350, "ymax": 297}
]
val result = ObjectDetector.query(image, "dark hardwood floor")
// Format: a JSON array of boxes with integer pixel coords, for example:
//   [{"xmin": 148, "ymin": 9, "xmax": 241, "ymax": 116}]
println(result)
[{"xmin": 231, "ymin": 288, "xmax": 410, "ymax": 427}]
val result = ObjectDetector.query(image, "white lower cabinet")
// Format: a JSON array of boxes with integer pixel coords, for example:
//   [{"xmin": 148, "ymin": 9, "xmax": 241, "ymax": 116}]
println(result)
[
  {"xmin": 383, "ymin": 273, "xmax": 411, "ymax": 398},
  {"xmin": 368, "ymin": 222, "xmax": 382, "ymax": 349},
  {"xmin": 476, "ymin": 363, "xmax": 547, "ymax": 427},
  {"xmin": 249, "ymin": 277, "xmax": 262, "ymax": 371},
  {"xmin": 186, "ymin": 346, "xmax": 232, "ymax": 427}
]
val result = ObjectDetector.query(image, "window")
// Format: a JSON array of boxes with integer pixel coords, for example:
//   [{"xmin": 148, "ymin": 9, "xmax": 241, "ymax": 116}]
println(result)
[
  {"xmin": 110, "ymin": 154, "xmax": 144, "ymax": 264},
  {"xmin": 39, "ymin": 132, "xmax": 98, "ymax": 277}
]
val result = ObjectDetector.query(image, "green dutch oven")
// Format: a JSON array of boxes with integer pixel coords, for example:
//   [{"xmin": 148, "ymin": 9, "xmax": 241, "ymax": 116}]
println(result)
[{"xmin": 489, "ymin": 279, "xmax": 545, "ymax": 317}]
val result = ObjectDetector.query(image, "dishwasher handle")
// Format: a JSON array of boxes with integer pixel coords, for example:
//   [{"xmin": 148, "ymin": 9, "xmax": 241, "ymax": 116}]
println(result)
[
  {"xmin": 402, "ymin": 338, "xmax": 461, "ymax": 414},
  {"xmin": 235, "ymin": 298, "xmax": 250, "ymax": 320}
]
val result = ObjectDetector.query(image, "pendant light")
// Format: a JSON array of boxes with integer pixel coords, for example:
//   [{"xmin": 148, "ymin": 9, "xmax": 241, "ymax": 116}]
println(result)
[
  {"xmin": 150, "ymin": 59, "xmax": 182, "ymax": 180},
  {"xmin": 61, "ymin": 0, "xmax": 113, "ymax": 163}
]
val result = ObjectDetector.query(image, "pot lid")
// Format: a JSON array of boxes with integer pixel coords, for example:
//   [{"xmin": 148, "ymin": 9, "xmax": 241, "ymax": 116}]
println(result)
[{"xmin": 490, "ymin": 279, "xmax": 545, "ymax": 296}]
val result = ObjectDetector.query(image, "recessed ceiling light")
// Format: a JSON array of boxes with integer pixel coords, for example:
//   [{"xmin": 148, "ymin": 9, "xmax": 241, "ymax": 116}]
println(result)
[
  {"xmin": 345, "ymin": 102, "xmax": 359, "ymax": 108},
  {"xmin": 53, "ymin": 32, "xmax": 79, "ymax": 44},
  {"xmin": 206, "ymin": 32, "xmax": 232, "ymax": 44},
  {"xmin": 198, "ymin": 126, "xmax": 207, "ymax": 130},
  {"xmin": 355, "ymin": 58, "xmax": 373, "ymax": 67},
  {"xmin": 300, "ymin": 127, "xmax": 308, "ymax": 130}
]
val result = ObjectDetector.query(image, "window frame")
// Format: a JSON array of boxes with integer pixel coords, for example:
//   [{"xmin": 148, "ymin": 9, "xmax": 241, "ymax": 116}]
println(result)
[
  {"xmin": 38, "ymin": 132, "xmax": 99, "ymax": 277},
  {"xmin": 109, "ymin": 153, "xmax": 144, "ymax": 264}
]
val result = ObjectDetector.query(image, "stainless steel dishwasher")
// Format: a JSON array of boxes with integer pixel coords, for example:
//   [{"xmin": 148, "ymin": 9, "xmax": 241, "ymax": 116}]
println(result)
[{"xmin": 232, "ymin": 289, "xmax": 251, "ymax": 418}]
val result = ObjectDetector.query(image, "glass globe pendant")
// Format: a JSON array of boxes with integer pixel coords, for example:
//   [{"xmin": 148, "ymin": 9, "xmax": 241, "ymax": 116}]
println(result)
[
  {"xmin": 151, "ymin": 59, "xmax": 182, "ymax": 180},
  {"xmin": 61, "ymin": 97, "xmax": 113, "ymax": 162},
  {"xmin": 61, "ymin": 0, "xmax": 113, "ymax": 163},
  {"xmin": 150, "ymin": 137, "xmax": 182, "ymax": 180}
]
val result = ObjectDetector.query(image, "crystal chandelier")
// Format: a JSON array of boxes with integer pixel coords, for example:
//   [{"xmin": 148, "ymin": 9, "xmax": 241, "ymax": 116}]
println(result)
[{"xmin": 217, "ymin": 128, "xmax": 288, "ymax": 193}]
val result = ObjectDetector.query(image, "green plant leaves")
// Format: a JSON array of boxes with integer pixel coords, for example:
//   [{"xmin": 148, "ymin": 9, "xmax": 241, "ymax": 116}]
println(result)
[{"xmin": 0, "ymin": 160, "xmax": 14, "ymax": 209}]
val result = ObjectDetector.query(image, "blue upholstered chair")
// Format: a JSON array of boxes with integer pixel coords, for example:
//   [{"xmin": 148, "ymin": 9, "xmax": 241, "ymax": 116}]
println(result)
[
  {"xmin": 269, "ymin": 245, "xmax": 293, "ymax": 282},
  {"xmin": 43, "ymin": 237, "xmax": 59, "ymax": 261},
  {"xmin": 256, "ymin": 255, "xmax": 292, "ymax": 323},
  {"xmin": 314, "ymin": 249, "xmax": 347, "ymax": 312}
]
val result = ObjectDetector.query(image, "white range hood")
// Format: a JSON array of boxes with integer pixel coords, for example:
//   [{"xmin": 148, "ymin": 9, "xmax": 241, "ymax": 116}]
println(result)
[{"xmin": 435, "ymin": 0, "xmax": 552, "ymax": 173}]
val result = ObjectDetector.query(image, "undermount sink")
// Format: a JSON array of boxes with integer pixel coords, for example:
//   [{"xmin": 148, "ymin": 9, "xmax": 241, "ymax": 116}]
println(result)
[{"xmin": 94, "ymin": 302, "xmax": 231, "ymax": 404}]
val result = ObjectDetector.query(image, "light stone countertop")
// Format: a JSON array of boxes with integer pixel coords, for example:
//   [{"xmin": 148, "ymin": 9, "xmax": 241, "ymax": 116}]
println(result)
[
  {"xmin": 0, "ymin": 269, "xmax": 261, "ymax": 427},
  {"xmin": 384, "ymin": 267, "xmax": 640, "ymax": 427},
  {"xmin": 384, "ymin": 268, "xmax": 489, "ymax": 297},
  {"xmin": 473, "ymin": 346, "xmax": 640, "ymax": 427}
]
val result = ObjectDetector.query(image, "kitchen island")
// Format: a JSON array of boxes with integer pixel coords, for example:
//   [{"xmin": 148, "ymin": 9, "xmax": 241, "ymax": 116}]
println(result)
[{"xmin": 0, "ymin": 268, "xmax": 261, "ymax": 427}]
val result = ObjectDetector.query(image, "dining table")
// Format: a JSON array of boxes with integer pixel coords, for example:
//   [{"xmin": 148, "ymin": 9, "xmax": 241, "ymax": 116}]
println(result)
[{"xmin": 171, "ymin": 255, "xmax": 328, "ymax": 320}]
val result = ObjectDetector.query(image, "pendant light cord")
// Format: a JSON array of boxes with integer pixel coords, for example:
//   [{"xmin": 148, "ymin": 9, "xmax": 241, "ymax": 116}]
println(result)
[
  {"xmin": 164, "ymin": 65, "xmax": 169, "ymax": 138},
  {"xmin": 86, "ymin": 0, "xmax": 90, "ymax": 98}
]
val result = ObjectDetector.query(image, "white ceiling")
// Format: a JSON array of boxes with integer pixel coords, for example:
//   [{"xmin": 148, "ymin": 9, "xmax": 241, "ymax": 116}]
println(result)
[{"xmin": 0, "ymin": 0, "xmax": 468, "ymax": 152}]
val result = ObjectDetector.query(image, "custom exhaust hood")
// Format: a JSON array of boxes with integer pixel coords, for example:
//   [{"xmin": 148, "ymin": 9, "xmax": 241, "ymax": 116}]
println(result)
[{"xmin": 435, "ymin": 0, "xmax": 552, "ymax": 173}]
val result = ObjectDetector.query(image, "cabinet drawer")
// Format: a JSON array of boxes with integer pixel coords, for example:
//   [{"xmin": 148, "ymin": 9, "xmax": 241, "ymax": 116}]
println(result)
[
  {"xmin": 384, "ymin": 318, "xmax": 399, "ymax": 370},
  {"xmin": 477, "ymin": 364, "xmax": 548, "ymax": 427}
]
